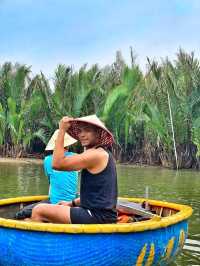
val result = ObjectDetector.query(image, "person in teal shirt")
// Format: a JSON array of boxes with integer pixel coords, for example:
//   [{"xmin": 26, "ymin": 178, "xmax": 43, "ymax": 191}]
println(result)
[
  {"xmin": 15, "ymin": 130, "xmax": 78, "ymax": 219},
  {"xmin": 44, "ymin": 151, "xmax": 78, "ymax": 204},
  {"xmin": 44, "ymin": 129, "xmax": 78, "ymax": 204}
]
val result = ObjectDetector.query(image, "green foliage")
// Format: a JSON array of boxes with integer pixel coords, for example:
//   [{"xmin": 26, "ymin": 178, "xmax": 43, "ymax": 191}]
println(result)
[
  {"xmin": 0, "ymin": 103, "xmax": 6, "ymax": 145},
  {"xmin": 1, "ymin": 49, "xmax": 200, "ymax": 168},
  {"xmin": 192, "ymin": 117, "xmax": 200, "ymax": 157}
]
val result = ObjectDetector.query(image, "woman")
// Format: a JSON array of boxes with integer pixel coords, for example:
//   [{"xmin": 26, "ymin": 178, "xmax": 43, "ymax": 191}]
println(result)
[
  {"xmin": 44, "ymin": 129, "xmax": 78, "ymax": 204},
  {"xmin": 15, "ymin": 130, "xmax": 78, "ymax": 219},
  {"xmin": 30, "ymin": 115, "xmax": 118, "ymax": 224}
]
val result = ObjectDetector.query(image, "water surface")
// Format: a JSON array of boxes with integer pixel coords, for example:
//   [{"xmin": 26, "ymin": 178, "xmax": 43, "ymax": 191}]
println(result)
[{"xmin": 0, "ymin": 161, "xmax": 199, "ymax": 265}]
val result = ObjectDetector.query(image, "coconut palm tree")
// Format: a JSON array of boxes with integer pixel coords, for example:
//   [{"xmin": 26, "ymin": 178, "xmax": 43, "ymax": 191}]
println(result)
[
  {"xmin": 0, "ymin": 63, "xmax": 46, "ymax": 156},
  {"xmin": 101, "ymin": 60, "xmax": 143, "ymax": 160}
]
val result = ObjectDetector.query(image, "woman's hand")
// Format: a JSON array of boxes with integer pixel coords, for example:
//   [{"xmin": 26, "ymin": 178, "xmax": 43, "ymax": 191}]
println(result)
[{"xmin": 59, "ymin": 116, "xmax": 74, "ymax": 132}]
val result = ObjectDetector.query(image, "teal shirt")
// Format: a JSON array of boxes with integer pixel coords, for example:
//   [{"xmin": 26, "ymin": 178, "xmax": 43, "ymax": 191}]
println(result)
[{"xmin": 44, "ymin": 152, "xmax": 78, "ymax": 204}]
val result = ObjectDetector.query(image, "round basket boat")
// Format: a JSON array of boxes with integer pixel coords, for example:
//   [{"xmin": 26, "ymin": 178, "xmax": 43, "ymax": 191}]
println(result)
[{"xmin": 0, "ymin": 196, "xmax": 193, "ymax": 266}]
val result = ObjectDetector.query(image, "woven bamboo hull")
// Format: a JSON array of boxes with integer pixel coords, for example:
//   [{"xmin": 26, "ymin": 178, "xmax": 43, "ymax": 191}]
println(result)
[{"xmin": 0, "ymin": 196, "xmax": 193, "ymax": 266}]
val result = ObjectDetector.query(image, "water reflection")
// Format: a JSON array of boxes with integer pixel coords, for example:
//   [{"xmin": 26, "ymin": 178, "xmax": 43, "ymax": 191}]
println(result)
[
  {"xmin": 0, "ymin": 162, "xmax": 48, "ymax": 198},
  {"xmin": 0, "ymin": 162, "xmax": 199, "ymax": 265}
]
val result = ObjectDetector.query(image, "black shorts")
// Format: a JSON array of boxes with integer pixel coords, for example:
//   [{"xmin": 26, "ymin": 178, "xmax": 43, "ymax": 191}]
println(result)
[{"xmin": 70, "ymin": 207, "xmax": 99, "ymax": 224}]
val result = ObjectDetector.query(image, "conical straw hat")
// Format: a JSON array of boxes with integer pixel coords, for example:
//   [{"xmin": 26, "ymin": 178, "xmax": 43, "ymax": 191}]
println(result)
[
  {"xmin": 45, "ymin": 129, "xmax": 77, "ymax": 151},
  {"xmin": 67, "ymin": 114, "xmax": 114, "ymax": 146}
]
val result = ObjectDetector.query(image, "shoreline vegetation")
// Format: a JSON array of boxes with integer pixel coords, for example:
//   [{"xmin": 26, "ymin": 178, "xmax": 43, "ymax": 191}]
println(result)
[
  {"xmin": 1, "ymin": 48, "xmax": 200, "ymax": 170},
  {"xmin": 0, "ymin": 157, "xmax": 43, "ymax": 164},
  {"xmin": 0, "ymin": 157, "xmax": 160, "ymax": 169}
]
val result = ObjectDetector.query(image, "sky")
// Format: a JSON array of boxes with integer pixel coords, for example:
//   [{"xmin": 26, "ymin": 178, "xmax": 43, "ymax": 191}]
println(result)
[{"xmin": 0, "ymin": 0, "xmax": 200, "ymax": 78}]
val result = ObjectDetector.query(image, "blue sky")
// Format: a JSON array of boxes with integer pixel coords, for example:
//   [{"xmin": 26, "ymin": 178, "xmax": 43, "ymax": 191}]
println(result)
[{"xmin": 0, "ymin": 0, "xmax": 200, "ymax": 77}]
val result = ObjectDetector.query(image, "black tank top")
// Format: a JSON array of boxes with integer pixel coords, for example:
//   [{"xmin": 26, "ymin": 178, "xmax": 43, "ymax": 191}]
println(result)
[{"xmin": 80, "ymin": 149, "xmax": 118, "ymax": 223}]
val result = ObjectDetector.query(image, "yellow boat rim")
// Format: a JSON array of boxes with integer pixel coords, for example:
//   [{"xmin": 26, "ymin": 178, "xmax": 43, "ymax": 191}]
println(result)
[{"xmin": 0, "ymin": 195, "xmax": 193, "ymax": 234}]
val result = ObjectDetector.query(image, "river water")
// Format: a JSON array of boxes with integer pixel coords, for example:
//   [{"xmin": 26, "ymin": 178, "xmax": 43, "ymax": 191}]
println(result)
[{"xmin": 0, "ymin": 161, "xmax": 199, "ymax": 265}]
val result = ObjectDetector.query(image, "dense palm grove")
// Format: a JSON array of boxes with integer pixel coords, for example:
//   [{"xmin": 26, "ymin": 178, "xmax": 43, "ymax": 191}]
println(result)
[{"xmin": 1, "ymin": 48, "xmax": 200, "ymax": 169}]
